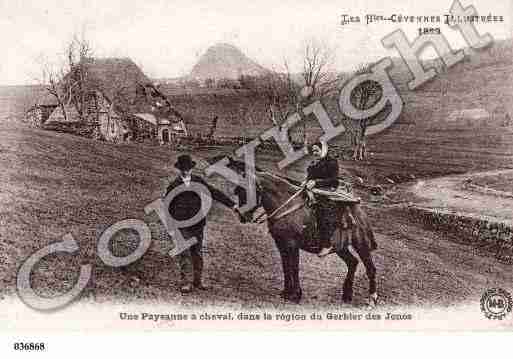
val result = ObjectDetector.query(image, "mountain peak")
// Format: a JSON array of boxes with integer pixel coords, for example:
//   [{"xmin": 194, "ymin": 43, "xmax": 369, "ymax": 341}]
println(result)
[
  {"xmin": 190, "ymin": 43, "xmax": 269, "ymax": 80},
  {"xmin": 209, "ymin": 43, "xmax": 240, "ymax": 51}
]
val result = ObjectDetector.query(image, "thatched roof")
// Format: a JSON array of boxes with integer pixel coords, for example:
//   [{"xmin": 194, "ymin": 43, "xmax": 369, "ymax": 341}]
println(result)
[
  {"xmin": 38, "ymin": 57, "xmax": 150, "ymax": 107},
  {"xmin": 37, "ymin": 93, "xmax": 60, "ymax": 107},
  {"xmin": 81, "ymin": 58, "xmax": 186, "ymax": 124},
  {"xmin": 64, "ymin": 57, "xmax": 150, "ymax": 103},
  {"xmin": 39, "ymin": 57, "xmax": 185, "ymax": 125}
]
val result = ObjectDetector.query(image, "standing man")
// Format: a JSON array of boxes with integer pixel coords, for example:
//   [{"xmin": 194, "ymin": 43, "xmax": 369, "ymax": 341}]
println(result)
[{"xmin": 166, "ymin": 154, "xmax": 239, "ymax": 293}]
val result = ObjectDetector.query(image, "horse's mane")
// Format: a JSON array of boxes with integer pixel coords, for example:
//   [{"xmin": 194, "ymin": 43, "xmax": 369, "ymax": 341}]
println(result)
[
  {"xmin": 208, "ymin": 155, "xmax": 302, "ymax": 192},
  {"xmin": 209, "ymin": 155, "xmax": 265, "ymax": 173},
  {"xmin": 259, "ymin": 171, "xmax": 302, "ymax": 188},
  {"xmin": 256, "ymin": 171, "xmax": 303, "ymax": 196}
]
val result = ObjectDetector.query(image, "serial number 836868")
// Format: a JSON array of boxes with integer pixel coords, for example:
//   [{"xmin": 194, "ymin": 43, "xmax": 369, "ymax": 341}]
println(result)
[{"xmin": 13, "ymin": 342, "xmax": 46, "ymax": 351}]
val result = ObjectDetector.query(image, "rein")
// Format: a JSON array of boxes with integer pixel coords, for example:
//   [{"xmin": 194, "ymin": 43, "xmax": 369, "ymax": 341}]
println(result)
[
  {"xmin": 253, "ymin": 186, "xmax": 306, "ymax": 224},
  {"xmin": 266, "ymin": 202, "xmax": 305, "ymax": 223}
]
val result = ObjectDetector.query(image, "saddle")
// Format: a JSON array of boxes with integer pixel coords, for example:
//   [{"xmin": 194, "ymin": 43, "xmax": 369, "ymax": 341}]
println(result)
[
  {"xmin": 302, "ymin": 179, "xmax": 360, "ymax": 252},
  {"xmin": 304, "ymin": 179, "xmax": 359, "ymax": 209},
  {"xmin": 311, "ymin": 179, "xmax": 359, "ymax": 203}
]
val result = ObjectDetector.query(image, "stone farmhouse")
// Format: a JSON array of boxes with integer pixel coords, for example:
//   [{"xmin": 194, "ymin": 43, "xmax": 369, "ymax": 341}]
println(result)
[{"xmin": 28, "ymin": 57, "xmax": 187, "ymax": 145}]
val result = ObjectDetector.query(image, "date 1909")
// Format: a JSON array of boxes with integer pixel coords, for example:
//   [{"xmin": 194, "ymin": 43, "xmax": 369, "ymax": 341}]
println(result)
[{"xmin": 13, "ymin": 342, "xmax": 46, "ymax": 351}]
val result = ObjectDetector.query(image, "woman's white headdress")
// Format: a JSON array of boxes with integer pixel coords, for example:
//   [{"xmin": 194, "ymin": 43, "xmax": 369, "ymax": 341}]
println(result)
[{"xmin": 320, "ymin": 141, "xmax": 328, "ymax": 158}]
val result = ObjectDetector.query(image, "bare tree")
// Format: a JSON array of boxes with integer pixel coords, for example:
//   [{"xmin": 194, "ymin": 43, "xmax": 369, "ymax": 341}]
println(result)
[
  {"xmin": 349, "ymin": 62, "xmax": 382, "ymax": 161},
  {"xmin": 63, "ymin": 33, "xmax": 94, "ymax": 121},
  {"xmin": 207, "ymin": 116, "xmax": 218, "ymax": 138},
  {"xmin": 34, "ymin": 31, "xmax": 95, "ymax": 123},
  {"xmin": 261, "ymin": 69, "xmax": 298, "ymax": 125},
  {"xmin": 299, "ymin": 39, "xmax": 343, "ymax": 102},
  {"xmin": 35, "ymin": 56, "xmax": 68, "ymax": 122},
  {"xmin": 256, "ymin": 39, "xmax": 343, "ymax": 147}
]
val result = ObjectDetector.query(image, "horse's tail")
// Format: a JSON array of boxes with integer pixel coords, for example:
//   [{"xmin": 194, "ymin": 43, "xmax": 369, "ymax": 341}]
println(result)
[
  {"xmin": 353, "ymin": 203, "xmax": 377, "ymax": 251},
  {"xmin": 337, "ymin": 203, "xmax": 377, "ymax": 252}
]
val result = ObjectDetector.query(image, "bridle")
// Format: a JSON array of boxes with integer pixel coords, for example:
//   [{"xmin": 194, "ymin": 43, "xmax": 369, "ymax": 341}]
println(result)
[
  {"xmin": 235, "ymin": 180, "xmax": 263, "ymax": 223},
  {"xmin": 228, "ymin": 158, "xmax": 306, "ymax": 224},
  {"xmin": 252, "ymin": 186, "xmax": 305, "ymax": 224},
  {"xmin": 241, "ymin": 173, "xmax": 306, "ymax": 224}
]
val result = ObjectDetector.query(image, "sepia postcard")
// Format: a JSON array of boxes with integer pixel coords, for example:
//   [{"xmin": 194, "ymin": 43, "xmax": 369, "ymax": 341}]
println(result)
[{"xmin": 0, "ymin": 0, "xmax": 512, "ymax": 348}]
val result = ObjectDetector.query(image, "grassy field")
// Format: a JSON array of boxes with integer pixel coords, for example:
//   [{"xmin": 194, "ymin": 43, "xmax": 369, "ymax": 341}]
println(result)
[
  {"xmin": 1, "ymin": 121, "xmax": 512, "ymax": 309},
  {"xmin": 1, "ymin": 39, "xmax": 511, "ymax": 308},
  {"xmin": 0, "ymin": 85, "xmax": 44, "ymax": 120}
]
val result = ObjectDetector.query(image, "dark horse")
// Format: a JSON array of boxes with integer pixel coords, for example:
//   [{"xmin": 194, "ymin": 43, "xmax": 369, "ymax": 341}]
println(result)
[{"xmin": 225, "ymin": 157, "xmax": 378, "ymax": 306}]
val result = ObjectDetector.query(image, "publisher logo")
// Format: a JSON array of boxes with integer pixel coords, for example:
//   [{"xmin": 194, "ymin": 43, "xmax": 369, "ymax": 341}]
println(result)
[{"xmin": 480, "ymin": 288, "xmax": 512, "ymax": 320}]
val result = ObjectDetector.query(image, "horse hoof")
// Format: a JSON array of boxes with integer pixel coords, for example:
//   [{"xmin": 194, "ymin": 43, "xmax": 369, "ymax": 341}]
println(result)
[
  {"xmin": 284, "ymin": 291, "xmax": 302, "ymax": 304},
  {"xmin": 342, "ymin": 292, "xmax": 353, "ymax": 303},
  {"xmin": 287, "ymin": 296, "xmax": 301, "ymax": 304},
  {"xmin": 367, "ymin": 293, "xmax": 378, "ymax": 308}
]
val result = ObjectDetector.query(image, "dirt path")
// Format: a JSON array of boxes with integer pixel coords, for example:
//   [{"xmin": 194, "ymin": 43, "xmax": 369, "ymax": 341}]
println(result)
[
  {"xmin": 405, "ymin": 168, "xmax": 513, "ymax": 225},
  {"xmin": 84, "ymin": 203, "xmax": 513, "ymax": 310}
]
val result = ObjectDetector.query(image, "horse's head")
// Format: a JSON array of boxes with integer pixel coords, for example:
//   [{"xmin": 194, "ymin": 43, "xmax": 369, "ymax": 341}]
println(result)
[
  {"xmin": 207, "ymin": 155, "xmax": 264, "ymax": 223},
  {"xmin": 224, "ymin": 156, "xmax": 264, "ymax": 223},
  {"xmin": 208, "ymin": 155, "xmax": 295, "ymax": 224}
]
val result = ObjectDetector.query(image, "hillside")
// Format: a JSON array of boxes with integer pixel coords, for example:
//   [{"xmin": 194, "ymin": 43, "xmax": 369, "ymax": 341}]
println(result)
[
  {"xmin": 1, "ymin": 121, "xmax": 512, "ymax": 310},
  {"xmin": 386, "ymin": 38, "xmax": 513, "ymax": 126},
  {"xmin": 0, "ymin": 85, "xmax": 45, "ymax": 120},
  {"xmin": 165, "ymin": 39, "xmax": 513, "ymax": 151},
  {"xmin": 3, "ymin": 39, "xmax": 512, "ymax": 155}
]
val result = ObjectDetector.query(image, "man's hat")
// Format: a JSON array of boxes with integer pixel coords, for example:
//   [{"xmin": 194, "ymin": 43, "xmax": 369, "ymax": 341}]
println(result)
[{"xmin": 174, "ymin": 154, "xmax": 196, "ymax": 171}]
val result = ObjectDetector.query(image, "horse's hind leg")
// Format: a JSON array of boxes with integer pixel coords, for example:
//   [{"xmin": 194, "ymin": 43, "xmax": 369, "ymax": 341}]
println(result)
[
  {"xmin": 336, "ymin": 247, "xmax": 358, "ymax": 303},
  {"xmin": 287, "ymin": 247, "xmax": 302, "ymax": 303},
  {"xmin": 353, "ymin": 244, "xmax": 378, "ymax": 307}
]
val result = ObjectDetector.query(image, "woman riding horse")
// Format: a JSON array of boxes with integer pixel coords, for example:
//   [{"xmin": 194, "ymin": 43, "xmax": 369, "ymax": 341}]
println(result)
[
  {"xmin": 225, "ymin": 156, "xmax": 378, "ymax": 306},
  {"xmin": 304, "ymin": 141, "xmax": 340, "ymax": 258}
]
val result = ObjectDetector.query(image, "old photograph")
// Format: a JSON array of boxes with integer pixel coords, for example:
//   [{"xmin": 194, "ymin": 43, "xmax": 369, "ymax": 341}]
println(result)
[{"xmin": 0, "ymin": 0, "xmax": 512, "ymax": 342}]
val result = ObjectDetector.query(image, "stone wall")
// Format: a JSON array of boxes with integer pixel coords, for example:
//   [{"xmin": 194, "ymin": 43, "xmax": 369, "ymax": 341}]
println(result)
[
  {"xmin": 25, "ymin": 107, "xmax": 43, "ymax": 127},
  {"xmin": 397, "ymin": 205, "xmax": 513, "ymax": 247}
]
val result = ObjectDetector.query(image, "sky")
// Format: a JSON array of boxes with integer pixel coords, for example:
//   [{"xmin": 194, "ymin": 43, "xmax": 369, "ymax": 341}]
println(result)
[{"xmin": 0, "ymin": 0, "xmax": 511, "ymax": 85}]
